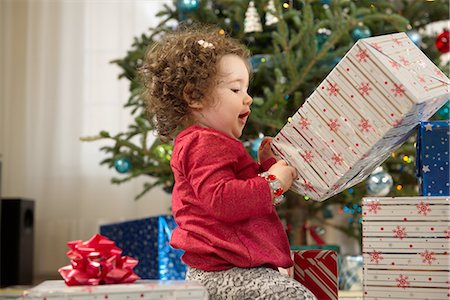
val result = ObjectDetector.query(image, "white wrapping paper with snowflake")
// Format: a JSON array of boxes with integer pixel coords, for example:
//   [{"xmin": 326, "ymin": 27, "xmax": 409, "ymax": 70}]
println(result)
[
  {"xmin": 362, "ymin": 196, "xmax": 449, "ymax": 299},
  {"xmin": 272, "ymin": 32, "xmax": 450, "ymax": 201}
]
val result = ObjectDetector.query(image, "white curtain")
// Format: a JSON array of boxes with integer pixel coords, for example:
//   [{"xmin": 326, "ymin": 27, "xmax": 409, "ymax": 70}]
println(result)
[{"xmin": 0, "ymin": 0, "xmax": 172, "ymax": 277}]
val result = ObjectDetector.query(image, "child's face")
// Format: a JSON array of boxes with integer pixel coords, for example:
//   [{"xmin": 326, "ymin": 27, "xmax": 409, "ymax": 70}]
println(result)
[{"xmin": 193, "ymin": 54, "xmax": 252, "ymax": 139}]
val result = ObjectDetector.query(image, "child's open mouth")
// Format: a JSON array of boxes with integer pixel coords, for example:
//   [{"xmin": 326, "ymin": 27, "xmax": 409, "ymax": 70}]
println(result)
[{"xmin": 238, "ymin": 111, "xmax": 250, "ymax": 119}]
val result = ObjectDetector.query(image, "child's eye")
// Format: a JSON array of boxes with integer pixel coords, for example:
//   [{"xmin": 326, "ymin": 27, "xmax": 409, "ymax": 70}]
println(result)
[{"xmin": 231, "ymin": 89, "xmax": 240, "ymax": 93}]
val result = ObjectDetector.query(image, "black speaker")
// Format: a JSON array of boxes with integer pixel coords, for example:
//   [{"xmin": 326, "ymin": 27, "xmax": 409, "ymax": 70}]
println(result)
[{"xmin": 1, "ymin": 198, "xmax": 34, "ymax": 287}]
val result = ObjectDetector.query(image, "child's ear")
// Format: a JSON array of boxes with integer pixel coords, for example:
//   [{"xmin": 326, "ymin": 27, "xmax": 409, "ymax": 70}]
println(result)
[{"xmin": 187, "ymin": 101, "xmax": 204, "ymax": 109}]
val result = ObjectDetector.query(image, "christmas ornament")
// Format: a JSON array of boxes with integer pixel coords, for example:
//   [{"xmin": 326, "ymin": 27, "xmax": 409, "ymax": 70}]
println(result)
[
  {"xmin": 366, "ymin": 166, "xmax": 393, "ymax": 196},
  {"xmin": 114, "ymin": 157, "xmax": 132, "ymax": 174},
  {"xmin": 265, "ymin": 0, "xmax": 278, "ymax": 26},
  {"xmin": 406, "ymin": 30, "xmax": 421, "ymax": 46},
  {"xmin": 316, "ymin": 28, "xmax": 331, "ymax": 50},
  {"xmin": 320, "ymin": 0, "xmax": 332, "ymax": 5},
  {"xmin": 177, "ymin": 0, "xmax": 200, "ymax": 13},
  {"xmin": 322, "ymin": 206, "xmax": 333, "ymax": 219},
  {"xmin": 351, "ymin": 25, "xmax": 371, "ymax": 41},
  {"xmin": 153, "ymin": 144, "xmax": 173, "ymax": 162},
  {"xmin": 244, "ymin": 1, "xmax": 263, "ymax": 33},
  {"xmin": 436, "ymin": 100, "xmax": 449, "ymax": 119},
  {"xmin": 435, "ymin": 29, "xmax": 449, "ymax": 54},
  {"xmin": 249, "ymin": 54, "xmax": 272, "ymax": 72},
  {"xmin": 250, "ymin": 134, "xmax": 264, "ymax": 159}
]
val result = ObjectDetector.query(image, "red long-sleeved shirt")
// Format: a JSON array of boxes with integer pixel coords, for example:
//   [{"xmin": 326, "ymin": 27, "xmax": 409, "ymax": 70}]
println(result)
[{"xmin": 170, "ymin": 125, "xmax": 293, "ymax": 271}]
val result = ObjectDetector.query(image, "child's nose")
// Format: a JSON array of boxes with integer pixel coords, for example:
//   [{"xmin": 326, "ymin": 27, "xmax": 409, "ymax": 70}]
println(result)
[{"xmin": 244, "ymin": 93, "xmax": 253, "ymax": 106}]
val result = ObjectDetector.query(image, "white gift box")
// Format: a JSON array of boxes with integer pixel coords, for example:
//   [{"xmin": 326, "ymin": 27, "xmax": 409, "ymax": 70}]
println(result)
[
  {"xmin": 22, "ymin": 280, "xmax": 208, "ymax": 300},
  {"xmin": 272, "ymin": 32, "xmax": 450, "ymax": 201},
  {"xmin": 362, "ymin": 196, "xmax": 449, "ymax": 300}
]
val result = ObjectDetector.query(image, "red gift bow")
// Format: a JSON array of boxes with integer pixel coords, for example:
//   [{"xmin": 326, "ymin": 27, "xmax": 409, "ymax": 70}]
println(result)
[{"xmin": 58, "ymin": 234, "xmax": 140, "ymax": 286}]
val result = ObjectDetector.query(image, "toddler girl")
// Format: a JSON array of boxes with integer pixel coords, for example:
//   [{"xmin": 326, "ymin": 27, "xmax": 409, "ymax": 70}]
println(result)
[{"xmin": 141, "ymin": 24, "xmax": 316, "ymax": 300}]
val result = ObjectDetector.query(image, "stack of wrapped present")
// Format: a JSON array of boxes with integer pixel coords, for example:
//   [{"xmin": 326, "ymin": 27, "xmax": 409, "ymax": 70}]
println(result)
[
  {"xmin": 273, "ymin": 31, "xmax": 449, "ymax": 299},
  {"xmin": 361, "ymin": 120, "xmax": 449, "ymax": 299}
]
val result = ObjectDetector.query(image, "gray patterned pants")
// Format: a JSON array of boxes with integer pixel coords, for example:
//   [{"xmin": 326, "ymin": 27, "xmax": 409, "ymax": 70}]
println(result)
[{"xmin": 186, "ymin": 266, "xmax": 317, "ymax": 300}]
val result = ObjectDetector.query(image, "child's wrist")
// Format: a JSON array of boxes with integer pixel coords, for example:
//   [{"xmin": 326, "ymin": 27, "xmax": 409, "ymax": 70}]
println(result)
[{"xmin": 259, "ymin": 172, "xmax": 285, "ymax": 206}]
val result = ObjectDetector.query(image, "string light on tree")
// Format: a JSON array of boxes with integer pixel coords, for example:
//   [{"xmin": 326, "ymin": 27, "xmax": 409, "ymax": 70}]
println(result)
[{"xmin": 249, "ymin": 54, "xmax": 272, "ymax": 72}]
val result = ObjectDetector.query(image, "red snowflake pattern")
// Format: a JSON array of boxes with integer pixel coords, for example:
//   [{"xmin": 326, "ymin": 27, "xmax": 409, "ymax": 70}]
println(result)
[
  {"xmin": 393, "ymin": 225, "xmax": 407, "ymax": 240},
  {"xmin": 331, "ymin": 153, "xmax": 344, "ymax": 166},
  {"xmin": 299, "ymin": 118, "xmax": 310, "ymax": 130},
  {"xmin": 444, "ymin": 226, "xmax": 450, "ymax": 238},
  {"xmin": 420, "ymin": 250, "xmax": 436, "ymax": 265},
  {"xmin": 391, "ymin": 36, "xmax": 403, "ymax": 46},
  {"xmin": 301, "ymin": 150, "xmax": 314, "ymax": 163},
  {"xmin": 389, "ymin": 60, "xmax": 401, "ymax": 70},
  {"xmin": 370, "ymin": 42, "xmax": 382, "ymax": 52},
  {"xmin": 367, "ymin": 200, "xmax": 381, "ymax": 214},
  {"xmin": 358, "ymin": 118, "xmax": 372, "ymax": 132},
  {"xmin": 327, "ymin": 119, "xmax": 341, "ymax": 132},
  {"xmin": 303, "ymin": 180, "xmax": 316, "ymax": 192},
  {"xmin": 391, "ymin": 83, "xmax": 406, "ymax": 97},
  {"xmin": 435, "ymin": 70, "xmax": 444, "ymax": 78},
  {"xmin": 416, "ymin": 201, "xmax": 431, "ymax": 216},
  {"xmin": 369, "ymin": 250, "xmax": 384, "ymax": 264},
  {"xmin": 392, "ymin": 119, "xmax": 402, "ymax": 127},
  {"xmin": 399, "ymin": 56, "xmax": 410, "ymax": 66},
  {"xmin": 358, "ymin": 82, "xmax": 372, "ymax": 96},
  {"xmin": 356, "ymin": 49, "xmax": 370, "ymax": 62},
  {"xmin": 327, "ymin": 82, "xmax": 339, "ymax": 96},
  {"xmin": 396, "ymin": 274, "xmax": 410, "ymax": 289},
  {"xmin": 417, "ymin": 75, "xmax": 426, "ymax": 83}
]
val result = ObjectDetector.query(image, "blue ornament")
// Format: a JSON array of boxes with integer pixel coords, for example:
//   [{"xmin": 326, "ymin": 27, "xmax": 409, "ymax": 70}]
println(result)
[
  {"xmin": 316, "ymin": 28, "xmax": 331, "ymax": 50},
  {"xmin": 322, "ymin": 206, "xmax": 333, "ymax": 219},
  {"xmin": 177, "ymin": 0, "xmax": 199, "ymax": 13},
  {"xmin": 249, "ymin": 54, "xmax": 272, "ymax": 72},
  {"xmin": 351, "ymin": 26, "xmax": 371, "ymax": 41},
  {"xmin": 250, "ymin": 135, "xmax": 264, "ymax": 159},
  {"xmin": 436, "ymin": 100, "xmax": 449, "ymax": 120},
  {"xmin": 406, "ymin": 30, "xmax": 421, "ymax": 46},
  {"xmin": 114, "ymin": 157, "xmax": 132, "ymax": 174},
  {"xmin": 320, "ymin": 0, "xmax": 332, "ymax": 5},
  {"xmin": 366, "ymin": 167, "xmax": 393, "ymax": 196}
]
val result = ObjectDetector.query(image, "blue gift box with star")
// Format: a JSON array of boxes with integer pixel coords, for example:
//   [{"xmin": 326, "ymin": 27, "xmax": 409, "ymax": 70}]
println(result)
[
  {"xmin": 416, "ymin": 121, "xmax": 450, "ymax": 196},
  {"xmin": 100, "ymin": 215, "xmax": 186, "ymax": 280}
]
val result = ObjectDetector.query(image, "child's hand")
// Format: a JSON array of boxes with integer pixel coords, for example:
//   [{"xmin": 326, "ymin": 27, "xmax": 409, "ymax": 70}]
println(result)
[
  {"xmin": 258, "ymin": 137, "xmax": 275, "ymax": 163},
  {"xmin": 267, "ymin": 160, "xmax": 297, "ymax": 192}
]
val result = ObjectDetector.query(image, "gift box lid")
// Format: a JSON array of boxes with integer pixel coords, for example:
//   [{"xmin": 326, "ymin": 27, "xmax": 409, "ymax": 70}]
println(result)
[
  {"xmin": 272, "ymin": 32, "xmax": 449, "ymax": 201},
  {"xmin": 22, "ymin": 280, "xmax": 208, "ymax": 300}
]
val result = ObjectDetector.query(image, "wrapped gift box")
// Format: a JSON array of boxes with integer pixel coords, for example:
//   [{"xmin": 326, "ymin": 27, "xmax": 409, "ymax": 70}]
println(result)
[
  {"xmin": 416, "ymin": 121, "xmax": 450, "ymax": 196},
  {"xmin": 293, "ymin": 250, "xmax": 338, "ymax": 300},
  {"xmin": 23, "ymin": 280, "xmax": 208, "ymax": 300},
  {"xmin": 272, "ymin": 32, "xmax": 450, "ymax": 201},
  {"xmin": 362, "ymin": 196, "xmax": 449, "ymax": 300},
  {"xmin": 100, "ymin": 216, "xmax": 186, "ymax": 280},
  {"xmin": 338, "ymin": 255, "xmax": 363, "ymax": 291}
]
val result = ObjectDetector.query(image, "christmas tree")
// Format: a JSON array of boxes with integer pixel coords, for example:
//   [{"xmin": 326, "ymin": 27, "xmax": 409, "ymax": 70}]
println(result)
[{"xmin": 82, "ymin": 0, "xmax": 450, "ymax": 248}]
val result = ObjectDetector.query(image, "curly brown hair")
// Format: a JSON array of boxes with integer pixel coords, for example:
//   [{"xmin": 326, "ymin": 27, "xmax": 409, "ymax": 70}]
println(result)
[{"xmin": 140, "ymin": 24, "xmax": 250, "ymax": 142}]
